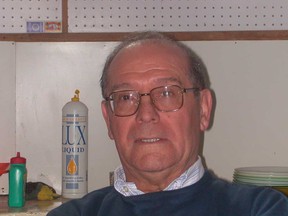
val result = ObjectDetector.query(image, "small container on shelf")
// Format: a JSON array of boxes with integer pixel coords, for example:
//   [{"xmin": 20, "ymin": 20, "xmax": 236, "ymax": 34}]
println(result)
[{"xmin": 8, "ymin": 152, "xmax": 27, "ymax": 208}]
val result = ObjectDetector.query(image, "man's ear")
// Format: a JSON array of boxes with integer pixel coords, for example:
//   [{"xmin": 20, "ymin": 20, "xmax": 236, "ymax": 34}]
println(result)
[
  {"xmin": 101, "ymin": 101, "xmax": 114, "ymax": 140},
  {"xmin": 199, "ymin": 89, "xmax": 213, "ymax": 131}
]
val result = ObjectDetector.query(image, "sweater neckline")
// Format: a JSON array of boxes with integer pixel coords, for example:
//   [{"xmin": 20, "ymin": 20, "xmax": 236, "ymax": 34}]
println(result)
[{"xmin": 117, "ymin": 170, "xmax": 213, "ymax": 202}]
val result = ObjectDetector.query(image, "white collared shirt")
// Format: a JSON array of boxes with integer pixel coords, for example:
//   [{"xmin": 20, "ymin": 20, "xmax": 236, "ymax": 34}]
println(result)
[{"xmin": 113, "ymin": 156, "xmax": 205, "ymax": 196}]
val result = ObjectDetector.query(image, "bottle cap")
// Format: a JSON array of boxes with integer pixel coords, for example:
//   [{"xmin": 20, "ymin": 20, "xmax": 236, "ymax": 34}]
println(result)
[
  {"xmin": 71, "ymin": 89, "xmax": 80, "ymax": 102},
  {"xmin": 10, "ymin": 152, "xmax": 26, "ymax": 164}
]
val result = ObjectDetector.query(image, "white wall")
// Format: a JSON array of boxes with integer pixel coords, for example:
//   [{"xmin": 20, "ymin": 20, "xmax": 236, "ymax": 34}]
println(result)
[
  {"xmin": 1, "ymin": 41, "xmax": 288, "ymax": 194},
  {"xmin": 0, "ymin": 42, "xmax": 15, "ymax": 194},
  {"xmin": 190, "ymin": 41, "xmax": 288, "ymax": 179},
  {"xmin": 15, "ymin": 42, "xmax": 120, "ymax": 193}
]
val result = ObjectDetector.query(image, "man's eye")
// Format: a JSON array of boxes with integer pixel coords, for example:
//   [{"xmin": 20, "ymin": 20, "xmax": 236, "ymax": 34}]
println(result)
[
  {"xmin": 121, "ymin": 94, "xmax": 131, "ymax": 101},
  {"xmin": 161, "ymin": 90, "xmax": 174, "ymax": 97}
]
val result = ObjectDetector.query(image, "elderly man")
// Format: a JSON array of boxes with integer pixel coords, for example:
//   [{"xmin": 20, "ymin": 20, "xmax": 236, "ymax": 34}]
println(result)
[{"xmin": 48, "ymin": 31, "xmax": 288, "ymax": 216}]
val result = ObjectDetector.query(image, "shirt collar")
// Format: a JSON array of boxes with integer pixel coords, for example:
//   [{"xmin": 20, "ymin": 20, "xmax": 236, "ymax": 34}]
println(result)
[{"xmin": 113, "ymin": 156, "xmax": 205, "ymax": 196}]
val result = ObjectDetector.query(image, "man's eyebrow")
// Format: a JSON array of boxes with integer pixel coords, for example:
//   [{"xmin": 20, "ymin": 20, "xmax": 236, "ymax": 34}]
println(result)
[
  {"xmin": 110, "ymin": 83, "xmax": 132, "ymax": 92},
  {"xmin": 155, "ymin": 77, "xmax": 182, "ymax": 85}
]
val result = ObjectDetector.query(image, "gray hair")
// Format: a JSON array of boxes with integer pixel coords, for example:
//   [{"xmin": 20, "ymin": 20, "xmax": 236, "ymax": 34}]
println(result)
[{"xmin": 100, "ymin": 31, "xmax": 210, "ymax": 97}]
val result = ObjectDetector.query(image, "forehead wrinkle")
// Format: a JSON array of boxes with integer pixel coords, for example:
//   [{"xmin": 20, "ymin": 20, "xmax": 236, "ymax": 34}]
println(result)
[{"xmin": 110, "ymin": 77, "xmax": 184, "ymax": 92}]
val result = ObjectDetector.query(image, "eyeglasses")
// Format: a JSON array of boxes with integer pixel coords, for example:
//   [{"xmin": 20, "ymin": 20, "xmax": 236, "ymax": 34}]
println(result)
[{"xmin": 104, "ymin": 85, "xmax": 200, "ymax": 117}]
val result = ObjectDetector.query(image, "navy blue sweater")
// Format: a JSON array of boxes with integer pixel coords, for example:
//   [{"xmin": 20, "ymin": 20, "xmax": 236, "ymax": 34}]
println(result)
[{"xmin": 48, "ymin": 171, "xmax": 288, "ymax": 216}]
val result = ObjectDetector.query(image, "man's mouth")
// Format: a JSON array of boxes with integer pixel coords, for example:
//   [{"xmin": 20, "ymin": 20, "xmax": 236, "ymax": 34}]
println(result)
[{"xmin": 140, "ymin": 138, "xmax": 160, "ymax": 143}]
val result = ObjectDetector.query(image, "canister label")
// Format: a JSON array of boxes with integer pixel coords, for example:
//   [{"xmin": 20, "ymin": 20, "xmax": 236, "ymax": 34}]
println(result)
[{"xmin": 62, "ymin": 114, "xmax": 88, "ymax": 197}]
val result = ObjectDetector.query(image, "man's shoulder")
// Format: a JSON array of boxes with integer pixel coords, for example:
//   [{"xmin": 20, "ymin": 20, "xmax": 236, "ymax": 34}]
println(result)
[
  {"xmin": 47, "ymin": 186, "xmax": 115, "ymax": 216},
  {"xmin": 205, "ymin": 171, "xmax": 288, "ymax": 214},
  {"xmin": 206, "ymin": 170, "xmax": 284, "ymax": 198},
  {"xmin": 84, "ymin": 185, "xmax": 114, "ymax": 199}
]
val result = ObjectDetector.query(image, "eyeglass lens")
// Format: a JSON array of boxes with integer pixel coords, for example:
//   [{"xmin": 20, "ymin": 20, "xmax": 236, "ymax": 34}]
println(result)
[{"xmin": 109, "ymin": 85, "xmax": 185, "ymax": 117}]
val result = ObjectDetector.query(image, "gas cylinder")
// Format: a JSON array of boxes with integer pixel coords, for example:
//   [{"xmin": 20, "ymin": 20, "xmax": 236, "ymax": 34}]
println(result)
[{"xmin": 62, "ymin": 90, "xmax": 88, "ymax": 199}]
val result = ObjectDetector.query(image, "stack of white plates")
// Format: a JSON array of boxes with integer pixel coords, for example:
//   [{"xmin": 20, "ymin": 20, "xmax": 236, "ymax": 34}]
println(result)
[
  {"xmin": 233, "ymin": 166, "xmax": 288, "ymax": 196},
  {"xmin": 234, "ymin": 166, "xmax": 288, "ymax": 186}
]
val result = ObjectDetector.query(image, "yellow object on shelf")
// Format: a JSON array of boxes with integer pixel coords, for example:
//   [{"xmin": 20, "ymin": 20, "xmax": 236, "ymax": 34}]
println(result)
[
  {"xmin": 26, "ymin": 182, "xmax": 60, "ymax": 201},
  {"xmin": 37, "ymin": 185, "xmax": 60, "ymax": 201}
]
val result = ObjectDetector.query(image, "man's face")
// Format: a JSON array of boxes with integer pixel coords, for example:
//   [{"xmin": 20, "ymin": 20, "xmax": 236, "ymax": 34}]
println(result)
[{"xmin": 101, "ymin": 42, "xmax": 212, "ymax": 183}]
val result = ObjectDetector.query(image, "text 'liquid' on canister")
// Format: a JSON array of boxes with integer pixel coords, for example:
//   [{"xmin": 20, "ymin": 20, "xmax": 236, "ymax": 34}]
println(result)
[
  {"xmin": 62, "ymin": 90, "xmax": 88, "ymax": 199},
  {"xmin": 8, "ymin": 152, "xmax": 27, "ymax": 208}
]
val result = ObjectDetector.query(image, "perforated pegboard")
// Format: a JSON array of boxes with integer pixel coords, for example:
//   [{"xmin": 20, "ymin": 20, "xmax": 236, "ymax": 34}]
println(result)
[
  {"xmin": 0, "ymin": 0, "xmax": 62, "ymax": 33},
  {"xmin": 68, "ymin": 0, "xmax": 288, "ymax": 32},
  {"xmin": 1, "ymin": 1, "xmax": 288, "ymax": 34}
]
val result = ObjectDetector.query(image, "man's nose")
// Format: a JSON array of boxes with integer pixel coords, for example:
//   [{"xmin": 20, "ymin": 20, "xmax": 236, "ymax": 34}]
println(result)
[{"xmin": 135, "ymin": 94, "xmax": 159, "ymax": 123}]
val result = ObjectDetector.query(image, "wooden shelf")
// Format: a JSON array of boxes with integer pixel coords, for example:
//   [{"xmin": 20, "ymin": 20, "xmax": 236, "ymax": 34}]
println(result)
[
  {"xmin": 1, "ymin": 30, "xmax": 288, "ymax": 42},
  {"xmin": 0, "ymin": 195, "xmax": 65, "ymax": 216}
]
